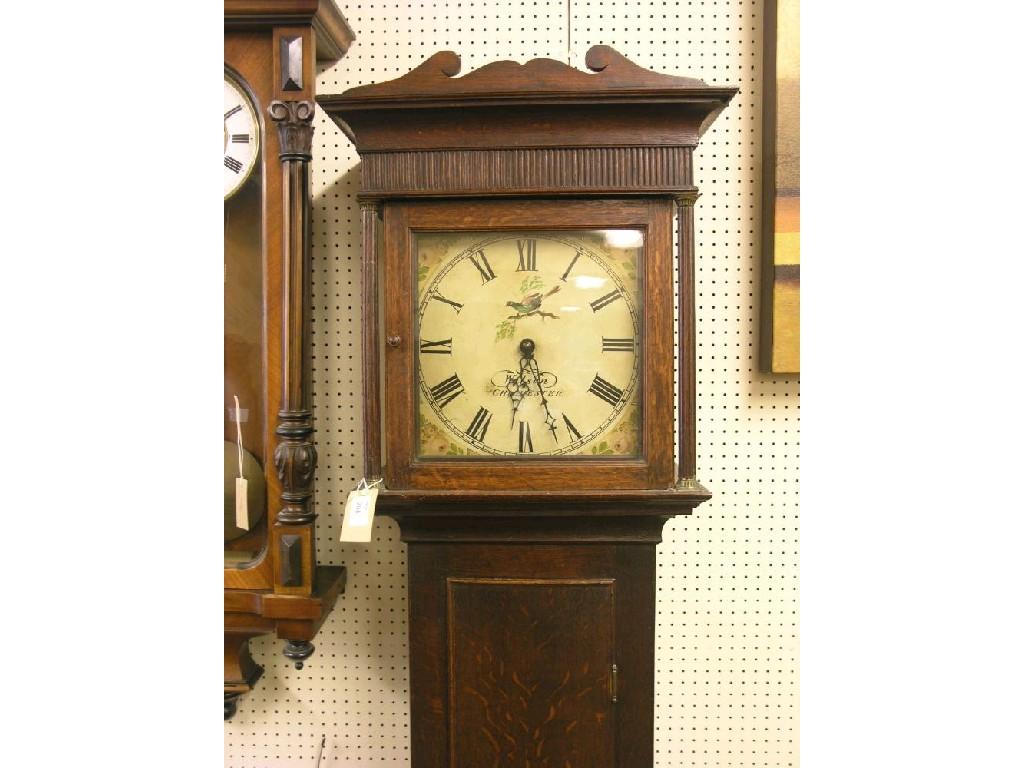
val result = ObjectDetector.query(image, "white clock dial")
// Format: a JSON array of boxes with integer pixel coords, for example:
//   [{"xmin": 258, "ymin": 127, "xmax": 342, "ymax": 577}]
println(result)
[
  {"xmin": 223, "ymin": 74, "xmax": 260, "ymax": 199},
  {"xmin": 415, "ymin": 230, "xmax": 643, "ymax": 458}
]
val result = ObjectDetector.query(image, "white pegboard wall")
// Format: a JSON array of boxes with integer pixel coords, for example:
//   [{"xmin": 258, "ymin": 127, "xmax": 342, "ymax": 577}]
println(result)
[{"xmin": 225, "ymin": 2, "xmax": 799, "ymax": 766}]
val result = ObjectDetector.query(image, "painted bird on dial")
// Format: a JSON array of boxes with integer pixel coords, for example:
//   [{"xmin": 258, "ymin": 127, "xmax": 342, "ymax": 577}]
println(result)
[{"xmin": 506, "ymin": 285, "xmax": 561, "ymax": 320}]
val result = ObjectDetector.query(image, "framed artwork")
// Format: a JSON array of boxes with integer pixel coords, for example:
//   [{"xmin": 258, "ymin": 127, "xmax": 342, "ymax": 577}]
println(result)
[{"xmin": 761, "ymin": 0, "xmax": 800, "ymax": 373}]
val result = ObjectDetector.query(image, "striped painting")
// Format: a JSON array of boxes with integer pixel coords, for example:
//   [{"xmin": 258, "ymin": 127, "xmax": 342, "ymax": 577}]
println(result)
[{"xmin": 761, "ymin": 0, "xmax": 800, "ymax": 373}]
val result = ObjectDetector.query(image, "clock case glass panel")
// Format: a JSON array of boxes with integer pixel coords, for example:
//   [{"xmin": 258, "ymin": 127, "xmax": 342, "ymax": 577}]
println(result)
[
  {"xmin": 224, "ymin": 66, "xmax": 267, "ymax": 566},
  {"xmin": 382, "ymin": 198, "xmax": 677, "ymax": 492},
  {"xmin": 415, "ymin": 229, "xmax": 643, "ymax": 459}
]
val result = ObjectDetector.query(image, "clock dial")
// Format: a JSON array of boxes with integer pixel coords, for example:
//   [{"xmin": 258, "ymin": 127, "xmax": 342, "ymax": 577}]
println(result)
[
  {"xmin": 416, "ymin": 230, "xmax": 643, "ymax": 458},
  {"xmin": 223, "ymin": 73, "xmax": 260, "ymax": 199}
]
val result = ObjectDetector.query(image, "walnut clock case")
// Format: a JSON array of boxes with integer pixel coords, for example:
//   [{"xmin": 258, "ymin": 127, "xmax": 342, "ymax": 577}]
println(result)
[
  {"xmin": 223, "ymin": 0, "xmax": 353, "ymax": 720},
  {"xmin": 321, "ymin": 48, "xmax": 735, "ymax": 767}
]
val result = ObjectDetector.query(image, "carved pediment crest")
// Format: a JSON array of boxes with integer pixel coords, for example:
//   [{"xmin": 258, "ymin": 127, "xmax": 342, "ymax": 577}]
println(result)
[{"xmin": 335, "ymin": 45, "xmax": 720, "ymax": 103}]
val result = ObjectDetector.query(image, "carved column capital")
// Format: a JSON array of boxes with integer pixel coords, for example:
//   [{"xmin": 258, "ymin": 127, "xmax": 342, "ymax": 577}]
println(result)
[
  {"xmin": 674, "ymin": 190, "xmax": 700, "ymax": 206},
  {"xmin": 268, "ymin": 99, "xmax": 315, "ymax": 160}
]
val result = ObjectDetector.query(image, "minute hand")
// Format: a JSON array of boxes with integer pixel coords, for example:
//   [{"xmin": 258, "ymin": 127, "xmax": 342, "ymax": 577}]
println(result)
[
  {"xmin": 508, "ymin": 356, "xmax": 531, "ymax": 429},
  {"xmin": 528, "ymin": 356, "xmax": 559, "ymax": 443}
]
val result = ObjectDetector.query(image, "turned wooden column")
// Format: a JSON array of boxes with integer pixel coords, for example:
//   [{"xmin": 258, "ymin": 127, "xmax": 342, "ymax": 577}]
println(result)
[
  {"xmin": 270, "ymin": 99, "xmax": 317, "ymax": 533},
  {"xmin": 359, "ymin": 200, "xmax": 382, "ymax": 481},
  {"xmin": 675, "ymin": 192, "xmax": 700, "ymax": 487},
  {"xmin": 267, "ymin": 99, "xmax": 320, "ymax": 663}
]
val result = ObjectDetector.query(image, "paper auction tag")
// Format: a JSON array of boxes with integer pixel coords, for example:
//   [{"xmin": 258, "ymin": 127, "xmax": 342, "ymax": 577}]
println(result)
[
  {"xmin": 341, "ymin": 479, "xmax": 379, "ymax": 542},
  {"xmin": 235, "ymin": 477, "xmax": 250, "ymax": 529},
  {"xmin": 233, "ymin": 395, "xmax": 250, "ymax": 530}
]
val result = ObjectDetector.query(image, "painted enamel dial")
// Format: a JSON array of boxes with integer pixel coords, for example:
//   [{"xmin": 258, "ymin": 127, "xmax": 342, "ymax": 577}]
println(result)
[
  {"xmin": 416, "ymin": 230, "xmax": 643, "ymax": 458},
  {"xmin": 223, "ymin": 73, "xmax": 260, "ymax": 199}
]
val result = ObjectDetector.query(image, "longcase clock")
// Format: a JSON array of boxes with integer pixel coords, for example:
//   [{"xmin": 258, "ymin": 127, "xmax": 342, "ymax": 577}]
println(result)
[
  {"xmin": 320, "ymin": 47, "xmax": 735, "ymax": 766},
  {"xmin": 223, "ymin": 0, "xmax": 354, "ymax": 720}
]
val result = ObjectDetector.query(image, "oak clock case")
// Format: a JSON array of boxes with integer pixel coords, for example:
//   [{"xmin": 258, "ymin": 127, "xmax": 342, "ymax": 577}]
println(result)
[
  {"xmin": 223, "ymin": 0, "xmax": 353, "ymax": 721},
  {"xmin": 321, "ymin": 47, "xmax": 735, "ymax": 766},
  {"xmin": 385, "ymin": 199, "xmax": 673, "ymax": 491}
]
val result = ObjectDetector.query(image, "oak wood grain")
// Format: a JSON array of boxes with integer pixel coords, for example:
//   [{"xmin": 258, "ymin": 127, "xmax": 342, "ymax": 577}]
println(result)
[
  {"xmin": 447, "ymin": 579, "xmax": 616, "ymax": 767},
  {"xmin": 404, "ymin": 538, "xmax": 659, "ymax": 768}
]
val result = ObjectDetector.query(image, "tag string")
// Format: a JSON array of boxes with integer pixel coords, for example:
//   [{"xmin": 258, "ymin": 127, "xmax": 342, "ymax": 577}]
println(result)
[
  {"xmin": 234, "ymin": 395, "xmax": 245, "ymax": 480},
  {"xmin": 356, "ymin": 477, "xmax": 382, "ymax": 492}
]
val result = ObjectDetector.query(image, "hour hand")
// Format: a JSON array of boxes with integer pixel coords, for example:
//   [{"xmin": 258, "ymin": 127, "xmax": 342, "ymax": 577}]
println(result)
[{"xmin": 508, "ymin": 339, "xmax": 538, "ymax": 427}]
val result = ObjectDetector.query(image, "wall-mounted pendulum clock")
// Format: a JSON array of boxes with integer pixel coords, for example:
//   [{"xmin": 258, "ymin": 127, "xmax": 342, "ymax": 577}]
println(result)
[
  {"xmin": 320, "ymin": 47, "xmax": 735, "ymax": 766},
  {"xmin": 223, "ymin": 0, "xmax": 354, "ymax": 720}
]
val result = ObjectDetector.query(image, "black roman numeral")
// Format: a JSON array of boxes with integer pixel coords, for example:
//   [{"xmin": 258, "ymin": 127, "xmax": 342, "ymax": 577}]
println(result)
[
  {"xmin": 590, "ymin": 289, "xmax": 623, "ymax": 312},
  {"xmin": 428, "ymin": 289, "xmax": 463, "ymax": 314},
  {"xmin": 224, "ymin": 156, "xmax": 243, "ymax": 173},
  {"xmin": 466, "ymin": 407, "xmax": 493, "ymax": 442},
  {"xmin": 560, "ymin": 250, "xmax": 582, "ymax": 282},
  {"xmin": 562, "ymin": 414, "xmax": 583, "ymax": 442},
  {"xmin": 602, "ymin": 337, "xmax": 634, "ymax": 353},
  {"xmin": 419, "ymin": 338, "xmax": 452, "ymax": 355},
  {"xmin": 516, "ymin": 239, "xmax": 537, "ymax": 271},
  {"xmin": 588, "ymin": 374, "xmax": 624, "ymax": 406},
  {"xmin": 231, "ymin": 133, "xmax": 251, "ymax": 143},
  {"xmin": 224, "ymin": 105, "xmax": 242, "ymax": 119},
  {"xmin": 518, "ymin": 421, "xmax": 534, "ymax": 453},
  {"xmin": 468, "ymin": 251, "xmax": 497, "ymax": 284},
  {"xmin": 429, "ymin": 375, "xmax": 464, "ymax": 409}
]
